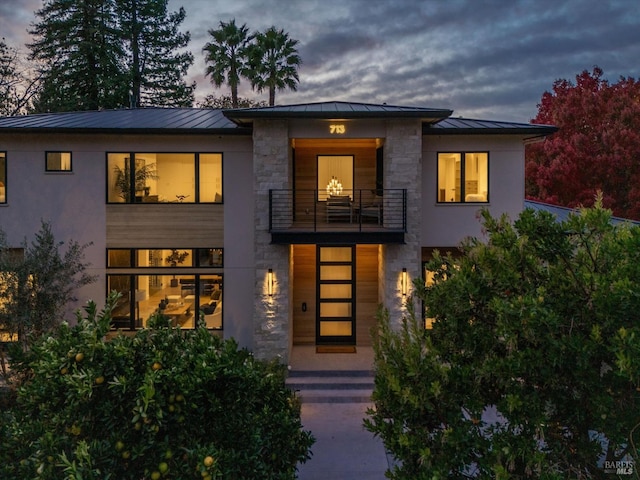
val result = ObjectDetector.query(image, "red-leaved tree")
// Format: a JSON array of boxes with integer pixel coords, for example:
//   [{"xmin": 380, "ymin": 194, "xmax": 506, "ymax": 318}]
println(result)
[{"xmin": 526, "ymin": 66, "xmax": 640, "ymax": 220}]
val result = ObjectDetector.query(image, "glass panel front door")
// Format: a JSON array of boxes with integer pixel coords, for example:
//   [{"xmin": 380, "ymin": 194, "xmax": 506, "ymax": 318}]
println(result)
[{"xmin": 316, "ymin": 246, "xmax": 356, "ymax": 345}]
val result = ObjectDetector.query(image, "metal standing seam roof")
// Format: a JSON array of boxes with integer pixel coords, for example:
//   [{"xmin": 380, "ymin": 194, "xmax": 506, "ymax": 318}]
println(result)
[
  {"xmin": 425, "ymin": 117, "xmax": 558, "ymax": 135},
  {"xmin": 222, "ymin": 101, "xmax": 454, "ymax": 125},
  {"xmin": 0, "ymin": 107, "xmax": 246, "ymax": 134},
  {"xmin": 524, "ymin": 200, "xmax": 639, "ymax": 226},
  {"xmin": 0, "ymin": 102, "xmax": 556, "ymax": 136}
]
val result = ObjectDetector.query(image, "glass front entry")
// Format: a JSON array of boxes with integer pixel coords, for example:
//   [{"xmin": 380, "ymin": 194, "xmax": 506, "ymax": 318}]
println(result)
[{"xmin": 316, "ymin": 246, "xmax": 356, "ymax": 345}]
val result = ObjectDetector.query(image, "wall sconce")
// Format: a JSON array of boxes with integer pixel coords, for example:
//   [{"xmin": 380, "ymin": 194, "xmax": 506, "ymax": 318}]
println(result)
[
  {"xmin": 267, "ymin": 269, "xmax": 274, "ymax": 296},
  {"xmin": 402, "ymin": 268, "xmax": 408, "ymax": 297}
]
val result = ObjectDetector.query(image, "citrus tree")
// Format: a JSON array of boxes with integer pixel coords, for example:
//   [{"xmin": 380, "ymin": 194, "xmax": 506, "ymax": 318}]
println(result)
[
  {"xmin": 366, "ymin": 200, "xmax": 640, "ymax": 479},
  {"xmin": 0, "ymin": 292, "xmax": 314, "ymax": 479}
]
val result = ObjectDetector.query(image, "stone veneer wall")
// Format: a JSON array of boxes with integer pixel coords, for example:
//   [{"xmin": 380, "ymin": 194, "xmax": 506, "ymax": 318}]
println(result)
[
  {"xmin": 252, "ymin": 119, "xmax": 291, "ymax": 362},
  {"xmin": 382, "ymin": 119, "xmax": 423, "ymax": 327}
]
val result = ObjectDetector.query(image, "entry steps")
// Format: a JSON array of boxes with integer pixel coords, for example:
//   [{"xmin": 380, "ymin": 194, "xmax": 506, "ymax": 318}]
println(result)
[{"xmin": 286, "ymin": 369, "xmax": 375, "ymax": 404}]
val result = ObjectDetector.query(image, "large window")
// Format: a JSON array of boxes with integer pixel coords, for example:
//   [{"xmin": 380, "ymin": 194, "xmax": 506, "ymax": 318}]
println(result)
[
  {"xmin": 317, "ymin": 155, "xmax": 354, "ymax": 201},
  {"xmin": 107, "ymin": 153, "xmax": 222, "ymax": 203},
  {"xmin": 107, "ymin": 248, "xmax": 223, "ymax": 268},
  {"xmin": 107, "ymin": 248, "xmax": 223, "ymax": 330},
  {"xmin": 0, "ymin": 152, "xmax": 5, "ymax": 203},
  {"xmin": 46, "ymin": 151, "xmax": 72, "ymax": 172},
  {"xmin": 0, "ymin": 248, "xmax": 24, "ymax": 341},
  {"xmin": 437, "ymin": 152, "xmax": 488, "ymax": 203}
]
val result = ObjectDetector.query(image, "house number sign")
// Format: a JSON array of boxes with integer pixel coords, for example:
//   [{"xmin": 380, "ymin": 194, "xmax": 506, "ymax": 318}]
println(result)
[{"xmin": 330, "ymin": 124, "xmax": 346, "ymax": 134}]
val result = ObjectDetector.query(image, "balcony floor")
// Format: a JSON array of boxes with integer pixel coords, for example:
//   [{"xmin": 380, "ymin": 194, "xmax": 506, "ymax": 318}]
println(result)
[{"xmin": 271, "ymin": 219, "xmax": 405, "ymax": 244}]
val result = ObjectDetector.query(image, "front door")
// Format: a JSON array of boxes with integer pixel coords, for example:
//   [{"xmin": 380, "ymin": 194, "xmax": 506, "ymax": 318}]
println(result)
[{"xmin": 316, "ymin": 245, "xmax": 356, "ymax": 345}]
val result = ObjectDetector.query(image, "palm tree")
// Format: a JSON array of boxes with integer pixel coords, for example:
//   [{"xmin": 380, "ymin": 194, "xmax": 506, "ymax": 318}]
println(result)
[
  {"xmin": 202, "ymin": 19, "xmax": 252, "ymax": 108},
  {"xmin": 248, "ymin": 27, "xmax": 301, "ymax": 106}
]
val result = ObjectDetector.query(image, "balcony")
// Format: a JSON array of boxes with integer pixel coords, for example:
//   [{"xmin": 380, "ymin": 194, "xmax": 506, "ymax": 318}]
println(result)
[{"xmin": 269, "ymin": 189, "xmax": 406, "ymax": 244}]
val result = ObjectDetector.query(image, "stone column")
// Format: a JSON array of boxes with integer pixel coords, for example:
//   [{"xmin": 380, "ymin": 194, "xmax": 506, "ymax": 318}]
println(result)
[
  {"xmin": 382, "ymin": 119, "xmax": 422, "ymax": 327},
  {"xmin": 252, "ymin": 119, "xmax": 291, "ymax": 362}
]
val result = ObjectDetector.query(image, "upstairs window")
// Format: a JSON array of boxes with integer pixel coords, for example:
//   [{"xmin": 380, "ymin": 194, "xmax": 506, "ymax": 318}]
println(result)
[
  {"xmin": 0, "ymin": 152, "xmax": 5, "ymax": 203},
  {"xmin": 437, "ymin": 152, "xmax": 489, "ymax": 203},
  {"xmin": 46, "ymin": 151, "xmax": 72, "ymax": 172},
  {"xmin": 107, "ymin": 153, "xmax": 222, "ymax": 203},
  {"xmin": 317, "ymin": 155, "xmax": 354, "ymax": 201}
]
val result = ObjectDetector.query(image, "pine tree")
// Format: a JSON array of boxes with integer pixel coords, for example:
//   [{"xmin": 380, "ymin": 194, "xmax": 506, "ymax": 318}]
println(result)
[
  {"xmin": 28, "ymin": 0, "xmax": 128, "ymax": 112},
  {"xmin": 115, "ymin": 0, "xmax": 194, "ymax": 107},
  {"xmin": 28, "ymin": 0, "xmax": 194, "ymax": 112}
]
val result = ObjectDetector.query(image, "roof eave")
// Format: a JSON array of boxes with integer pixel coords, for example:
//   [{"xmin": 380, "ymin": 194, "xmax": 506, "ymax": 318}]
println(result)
[
  {"xmin": 423, "ymin": 125, "xmax": 559, "ymax": 136},
  {"xmin": 0, "ymin": 127, "xmax": 252, "ymax": 135},
  {"xmin": 223, "ymin": 109, "xmax": 454, "ymax": 126}
]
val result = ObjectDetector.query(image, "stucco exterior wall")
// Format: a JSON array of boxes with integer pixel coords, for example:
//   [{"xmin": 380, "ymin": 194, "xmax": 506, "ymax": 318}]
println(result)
[
  {"xmin": 220, "ymin": 139, "xmax": 254, "ymax": 349},
  {"xmin": 421, "ymin": 135, "xmax": 526, "ymax": 247},
  {"xmin": 0, "ymin": 132, "xmax": 255, "ymax": 330},
  {"xmin": 0, "ymin": 113, "xmax": 538, "ymax": 360},
  {"xmin": 0, "ymin": 133, "xmax": 107, "ymax": 315}
]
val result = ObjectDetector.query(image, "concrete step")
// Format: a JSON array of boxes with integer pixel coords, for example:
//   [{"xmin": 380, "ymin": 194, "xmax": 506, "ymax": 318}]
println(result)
[{"xmin": 287, "ymin": 370, "xmax": 375, "ymax": 404}]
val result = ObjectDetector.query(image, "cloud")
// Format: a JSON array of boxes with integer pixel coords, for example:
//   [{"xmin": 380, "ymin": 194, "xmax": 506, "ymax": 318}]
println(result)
[
  {"xmin": 0, "ymin": 0, "xmax": 40, "ymax": 51},
  {"xmin": 3, "ymin": 0, "xmax": 640, "ymax": 122}
]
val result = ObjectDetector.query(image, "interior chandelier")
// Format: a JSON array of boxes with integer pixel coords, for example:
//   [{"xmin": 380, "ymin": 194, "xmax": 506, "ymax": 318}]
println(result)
[{"xmin": 326, "ymin": 176, "xmax": 343, "ymax": 196}]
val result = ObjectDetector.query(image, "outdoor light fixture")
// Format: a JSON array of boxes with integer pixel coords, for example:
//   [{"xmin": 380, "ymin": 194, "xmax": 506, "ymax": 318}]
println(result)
[
  {"xmin": 402, "ymin": 268, "xmax": 408, "ymax": 296},
  {"xmin": 268, "ymin": 269, "xmax": 274, "ymax": 296}
]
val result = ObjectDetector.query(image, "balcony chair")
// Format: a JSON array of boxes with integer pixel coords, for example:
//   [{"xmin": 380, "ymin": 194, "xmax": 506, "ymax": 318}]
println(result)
[
  {"xmin": 359, "ymin": 195, "xmax": 383, "ymax": 225},
  {"xmin": 326, "ymin": 195, "xmax": 353, "ymax": 223}
]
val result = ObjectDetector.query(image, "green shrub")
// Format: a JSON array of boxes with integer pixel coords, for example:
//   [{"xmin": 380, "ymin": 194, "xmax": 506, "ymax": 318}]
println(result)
[
  {"xmin": 0, "ymin": 292, "xmax": 314, "ymax": 479},
  {"xmin": 366, "ymin": 202, "xmax": 640, "ymax": 479}
]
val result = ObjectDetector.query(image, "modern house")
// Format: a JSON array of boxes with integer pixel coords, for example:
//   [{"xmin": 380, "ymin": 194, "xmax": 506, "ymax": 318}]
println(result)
[{"xmin": 0, "ymin": 101, "xmax": 556, "ymax": 362}]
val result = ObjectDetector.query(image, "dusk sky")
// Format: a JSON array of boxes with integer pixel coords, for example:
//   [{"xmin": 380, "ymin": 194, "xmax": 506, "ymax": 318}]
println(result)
[{"xmin": 1, "ymin": 0, "xmax": 639, "ymax": 122}]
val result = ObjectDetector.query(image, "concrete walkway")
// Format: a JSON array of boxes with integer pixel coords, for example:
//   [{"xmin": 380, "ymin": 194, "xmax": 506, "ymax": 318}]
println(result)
[
  {"xmin": 288, "ymin": 346, "xmax": 391, "ymax": 479},
  {"xmin": 296, "ymin": 402, "xmax": 388, "ymax": 480}
]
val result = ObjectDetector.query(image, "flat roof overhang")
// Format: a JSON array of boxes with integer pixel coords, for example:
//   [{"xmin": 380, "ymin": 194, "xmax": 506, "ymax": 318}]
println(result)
[
  {"xmin": 224, "ymin": 101, "xmax": 453, "ymax": 127},
  {"xmin": 271, "ymin": 231, "xmax": 405, "ymax": 245}
]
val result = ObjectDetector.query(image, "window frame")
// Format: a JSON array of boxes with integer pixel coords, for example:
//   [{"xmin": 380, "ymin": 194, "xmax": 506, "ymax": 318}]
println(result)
[
  {"xmin": 107, "ymin": 248, "xmax": 223, "ymax": 268},
  {"xmin": 317, "ymin": 154, "xmax": 355, "ymax": 202},
  {"xmin": 105, "ymin": 152, "xmax": 223, "ymax": 204},
  {"xmin": 106, "ymin": 273, "xmax": 223, "ymax": 331},
  {"xmin": 0, "ymin": 152, "xmax": 6, "ymax": 204},
  {"xmin": 45, "ymin": 151, "xmax": 73, "ymax": 172},
  {"xmin": 436, "ymin": 151, "xmax": 490, "ymax": 204},
  {"xmin": 106, "ymin": 247, "xmax": 224, "ymax": 331}
]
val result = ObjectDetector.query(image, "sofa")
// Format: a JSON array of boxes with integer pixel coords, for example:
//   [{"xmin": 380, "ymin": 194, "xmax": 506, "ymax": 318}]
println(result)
[{"xmin": 200, "ymin": 290, "xmax": 222, "ymax": 329}]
